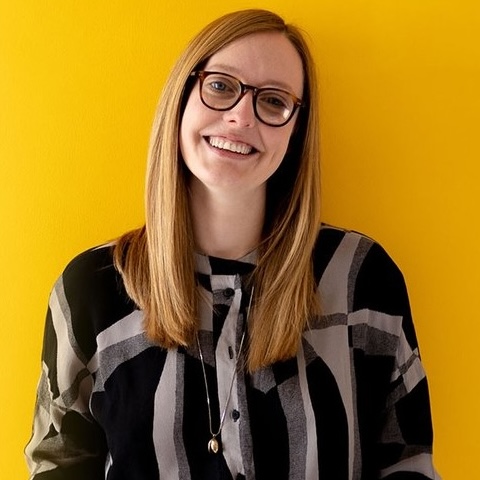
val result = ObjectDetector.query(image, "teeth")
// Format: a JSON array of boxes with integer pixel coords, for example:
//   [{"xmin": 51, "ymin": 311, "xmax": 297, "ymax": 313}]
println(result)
[{"xmin": 209, "ymin": 137, "xmax": 253, "ymax": 155}]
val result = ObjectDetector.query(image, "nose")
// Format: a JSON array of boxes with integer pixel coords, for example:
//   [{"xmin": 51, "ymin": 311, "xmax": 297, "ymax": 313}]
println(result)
[{"xmin": 223, "ymin": 91, "xmax": 256, "ymax": 127}]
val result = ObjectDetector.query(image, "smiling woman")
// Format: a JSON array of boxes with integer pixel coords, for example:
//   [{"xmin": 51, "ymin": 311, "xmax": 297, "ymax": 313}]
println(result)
[
  {"xmin": 180, "ymin": 31, "xmax": 304, "ymax": 220},
  {"xmin": 24, "ymin": 9, "xmax": 440, "ymax": 480}
]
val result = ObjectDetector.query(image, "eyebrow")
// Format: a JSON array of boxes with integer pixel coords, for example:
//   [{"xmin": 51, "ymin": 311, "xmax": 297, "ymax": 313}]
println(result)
[{"xmin": 206, "ymin": 63, "xmax": 300, "ymax": 93}]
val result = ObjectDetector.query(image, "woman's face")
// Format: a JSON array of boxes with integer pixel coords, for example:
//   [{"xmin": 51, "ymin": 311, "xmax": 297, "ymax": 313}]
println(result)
[{"xmin": 180, "ymin": 32, "xmax": 304, "ymax": 196}]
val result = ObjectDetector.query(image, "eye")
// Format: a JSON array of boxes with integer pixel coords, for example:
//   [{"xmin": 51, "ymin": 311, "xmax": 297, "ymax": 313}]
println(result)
[
  {"xmin": 209, "ymin": 80, "xmax": 228, "ymax": 92},
  {"xmin": 257, "ymin": 91, "xmax": 292, "ymax": 111},
  {"xmin": 204, "ymin": 75, "xmax": 238, "ymax": 98},
  {"xmin": 266, "ymin": 96, "xmax": 288, "ymax": 108}
]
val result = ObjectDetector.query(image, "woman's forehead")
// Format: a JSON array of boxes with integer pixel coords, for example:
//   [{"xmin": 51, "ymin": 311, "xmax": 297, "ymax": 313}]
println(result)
[{"xmin": 204, "ymin": 32, "xmax": 304, "ymax": 96}]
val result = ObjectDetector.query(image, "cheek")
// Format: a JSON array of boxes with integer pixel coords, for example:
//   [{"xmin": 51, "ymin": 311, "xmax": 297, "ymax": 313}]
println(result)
[
  {"xmin": 179, "ymin": 115, "xmax": 189, "ymax": 154},
  {"xmin": 270, "ymin": 127, "xmax": 295, "ymax": 162},
  {"xmin": 179, "ymin": 98, "xmax": 199, "ymax": 157}
]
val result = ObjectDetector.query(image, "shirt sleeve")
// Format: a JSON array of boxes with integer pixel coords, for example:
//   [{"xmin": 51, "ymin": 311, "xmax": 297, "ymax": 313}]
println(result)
[
  {"xmin": 25, "ymin": 273, "xmax": 108, "ymax": 480},
  {"xmin": 377, "ymin": 315, "xmax": 439, "ymax": 479},
  {"xmin": 356, "ymin": 241, "xmax": 441, "ymax": 479}
]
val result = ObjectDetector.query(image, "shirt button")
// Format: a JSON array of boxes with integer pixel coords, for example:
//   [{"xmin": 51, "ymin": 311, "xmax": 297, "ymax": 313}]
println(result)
[
  {"xmin": 232, "ymin": 409, "xmax": 240, "ymax": 422},
  {"xmin": 223, "ymin": 288, "xmax": 235, "ymax": 298}
]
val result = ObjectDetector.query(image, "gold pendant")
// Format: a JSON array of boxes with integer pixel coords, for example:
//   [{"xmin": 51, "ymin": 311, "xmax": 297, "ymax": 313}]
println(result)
[{"xmin": 208, "ymin": 437, "xmax": 219, "ymax": 454}]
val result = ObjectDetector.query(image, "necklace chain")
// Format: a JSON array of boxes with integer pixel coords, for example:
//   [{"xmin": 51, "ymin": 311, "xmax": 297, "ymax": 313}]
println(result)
[{"xmin": 196, "ymin": 287, "xmax": 254, "ymax": 454}]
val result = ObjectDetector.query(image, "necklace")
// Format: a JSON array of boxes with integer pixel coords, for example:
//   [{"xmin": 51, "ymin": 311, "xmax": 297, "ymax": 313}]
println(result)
[{"xmin": 196, "ymin": 287, "xmax": 254, "ymax": 454}]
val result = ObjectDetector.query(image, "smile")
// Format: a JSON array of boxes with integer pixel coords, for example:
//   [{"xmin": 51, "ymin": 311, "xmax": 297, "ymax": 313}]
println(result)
[{"xmin": 208, "ymin": 136, "xmax": 254, "ymax": 155}]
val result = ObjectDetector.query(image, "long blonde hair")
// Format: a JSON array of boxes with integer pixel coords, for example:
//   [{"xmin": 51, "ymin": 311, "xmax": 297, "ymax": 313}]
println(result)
[{"xmin": 114, "ymin": 9, "xmax": 321, "ymax": 372}]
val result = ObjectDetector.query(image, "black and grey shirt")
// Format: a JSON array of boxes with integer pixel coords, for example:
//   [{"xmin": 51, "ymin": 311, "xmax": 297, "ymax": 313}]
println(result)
[{"xmin": 25, "ymin": 225, "xmax": 440, "ymax": 479}]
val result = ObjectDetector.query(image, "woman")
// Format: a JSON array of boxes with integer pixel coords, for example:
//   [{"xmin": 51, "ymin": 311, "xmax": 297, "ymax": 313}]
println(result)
[{"xmin": 25, "ymin": 9, "xmax": 439, "ymax": 480}]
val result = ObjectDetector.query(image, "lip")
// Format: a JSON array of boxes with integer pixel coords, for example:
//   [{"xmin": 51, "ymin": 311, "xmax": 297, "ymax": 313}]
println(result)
[{"xmin": 203, "ymin": 135, "xmax": 260, "ymax": 157}]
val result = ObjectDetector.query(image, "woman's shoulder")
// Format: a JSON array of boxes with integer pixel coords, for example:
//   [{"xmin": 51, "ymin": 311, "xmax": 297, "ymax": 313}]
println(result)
[
  {"xmin": 315, "ymin": 224, "xmax": 408, "ymax": 315},
  {"xmin": 53, "ymin": 241, "xmax": 135, "ymax": 319},
  {"xmin": 315, "ymin": 223, "xmax": 382, "ymax": 267},
  {"xmin": 60, "ymin": 242, "xmax": 118, "ymax": 288},
  {"xmin": 48, "ymin": 242, "xmax": 138, "ymax": 349},
  {"xmin": 316, "ymin": 223, "xmax": 400, "ymax": 271}
]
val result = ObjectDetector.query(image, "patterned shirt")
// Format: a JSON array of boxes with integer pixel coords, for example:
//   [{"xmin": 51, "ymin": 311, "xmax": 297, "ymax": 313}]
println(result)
[{"xmin": 25, "ymin": 225, "xmax": 439, "ymax": 479}]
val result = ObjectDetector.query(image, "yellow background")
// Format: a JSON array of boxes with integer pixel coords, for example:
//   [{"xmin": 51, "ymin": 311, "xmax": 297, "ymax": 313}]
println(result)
[{"xmin": 1, "ymin": 0, "xmax": 478, "ymax": 478}]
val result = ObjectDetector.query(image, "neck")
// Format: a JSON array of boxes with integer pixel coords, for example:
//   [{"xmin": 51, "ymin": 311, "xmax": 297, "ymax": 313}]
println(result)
[{"xmin": 189, "ymin": 182, "xmax": 265, "ymax": 260}]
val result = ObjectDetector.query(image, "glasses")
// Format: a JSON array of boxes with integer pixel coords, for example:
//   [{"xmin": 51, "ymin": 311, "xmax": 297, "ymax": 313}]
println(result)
[{"xmin": 190, "ymin": 71, "xmax": 303, "ymax": 127}]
